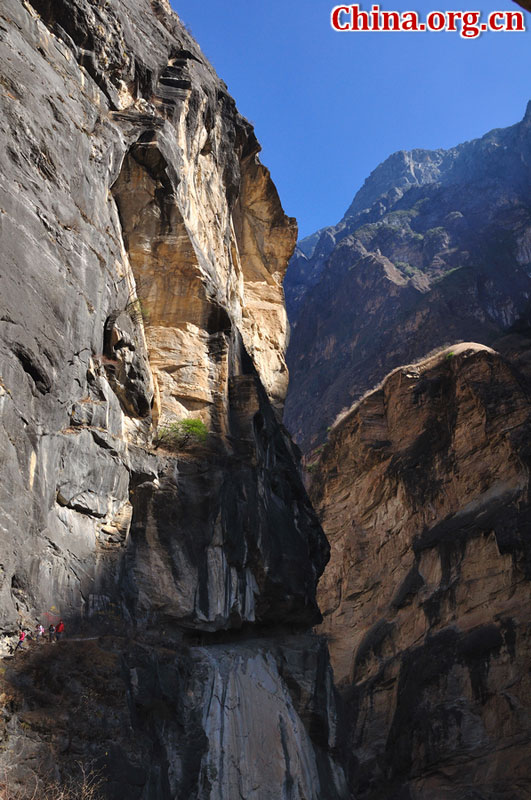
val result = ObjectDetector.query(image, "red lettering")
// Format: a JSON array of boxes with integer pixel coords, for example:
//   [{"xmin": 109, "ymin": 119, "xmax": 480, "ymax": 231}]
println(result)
[
  {"xmin": 328, "ymin": 4, "xmax": 523, "ymax": 36},
  {"xmin": 381, "ymin": 11, "xmax": 400, "ymax": 30},
  {"xmin": 488, "ymin": 11, "xmax": 504, "ymax": 30},
  {"xmin": 427, "ymin": 11, "xmax": 445, "ymax": 30},
  {"xmin": 401, "ymin": 11, "xmax": 420, "ymax": 31},
  {"xmin": 371, "ymin": 4, "xmax": 380, "ymax": 31},
  {"xmin": 446, "ymin": 10, "xmax": 461, "ymax": 31},
  {"xmin": 461, "ymin": 11, "xmax": 480, "ymax": 38},
  {"xmin": 506, "ymin": 11, "xmax": 525, "ymax": 31},
  {"xmin": 331, "ymin": 6, "xmax": 351, "ymax": 31},
  {"xmin": 351, "ymin": 5, "xmax": 370, "ymax": 31}
]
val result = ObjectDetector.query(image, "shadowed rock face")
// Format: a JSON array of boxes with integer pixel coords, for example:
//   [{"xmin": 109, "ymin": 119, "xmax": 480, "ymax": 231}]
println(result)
[
  {"xmin": 0, "ymin": 634, "xmax": 347, "ymax": 800},
  {"xmin": 0, "ymin": 0, "xmax": 345, "ymax": 796},
  {"xmin": 311, "ymin": 344, "xmax": 531, "ymax": 798},
  {"xmin": 284, "ymin": 104, "xmax": 531, "ymax": 451},
  {"xmin": 124, "ymin": 367, "xmax": 328, "ymax": 632}
]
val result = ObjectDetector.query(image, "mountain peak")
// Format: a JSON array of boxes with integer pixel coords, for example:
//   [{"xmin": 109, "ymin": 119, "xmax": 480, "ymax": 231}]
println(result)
[{"xmin": 342, "ymin": 147, "xmax": 449, "ymax": 221}]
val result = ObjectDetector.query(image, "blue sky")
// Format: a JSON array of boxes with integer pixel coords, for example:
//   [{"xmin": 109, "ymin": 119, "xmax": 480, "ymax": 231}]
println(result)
[{"xmin": 171, "ymin": 1, "xmax": 531, "ymax": 239}]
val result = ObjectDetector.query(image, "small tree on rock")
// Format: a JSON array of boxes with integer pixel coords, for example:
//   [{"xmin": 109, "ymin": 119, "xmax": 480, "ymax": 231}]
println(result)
[{"xmin": 154, "ymin": 418, "xmax": 208, "ymax": 450}]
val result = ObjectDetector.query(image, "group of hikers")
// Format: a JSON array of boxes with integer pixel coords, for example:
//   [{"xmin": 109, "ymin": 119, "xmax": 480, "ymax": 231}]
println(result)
[{"xmin": 14, "ymin": 619, "xmax": 65, "ymax": 652}]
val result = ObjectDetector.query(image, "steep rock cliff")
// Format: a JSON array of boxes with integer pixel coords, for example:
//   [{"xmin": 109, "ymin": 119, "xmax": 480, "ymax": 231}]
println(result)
[
  {"xmin": 0, "ymin": 1, "xmax": 346, "ymax": 796},
  {"xmin": 285, "ymin": 104, "xmax": 531, "ymax": 450},
  {"xmin": 311, "ymin": 343, "xmax": 531, "ymax": 798}
]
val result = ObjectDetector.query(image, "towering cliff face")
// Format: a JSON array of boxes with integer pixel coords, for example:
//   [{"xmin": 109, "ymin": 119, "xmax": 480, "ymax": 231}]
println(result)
[
  {"xmin": 0, "ymin": 1, "xmax": 346, "ymax": 796},
  {"xmin": 284, "ymin": 104, "xmax": 531, "ymax": 451},
  {"xmin": 311, "ymin": 343, "xmax": 531, "ymax": 798}
]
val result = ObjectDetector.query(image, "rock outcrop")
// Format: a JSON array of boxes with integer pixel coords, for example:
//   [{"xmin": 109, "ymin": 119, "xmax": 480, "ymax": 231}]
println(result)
[
  {"xmin": 284, "ymin": 104, "xmax": 531, "ymax": 451},
  {"xmin": 1, "ymin": 632, "xmax": 347, "ymax": 800},
  {"xmin": 311, "ymin": 343, "xmax": 531, "ymax": 798},
  {"xmin": 0, "ymin": 0, "xmax": 345, "ymax": 796}
]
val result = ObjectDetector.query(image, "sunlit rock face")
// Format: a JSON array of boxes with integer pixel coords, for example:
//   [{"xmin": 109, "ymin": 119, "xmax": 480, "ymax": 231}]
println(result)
[
  {"xmin": 0, "ymin": 0, "xmax": 306, "ymax": 637},
  {"xmin": 0, "ymin": 0, "xmax": 345, "ymax": 796},
  {"xmin": 311, "ymin": 343, "xmax": 531, "ymax": 798},
  {"xmin": 111, "ymin": 101, "xmax": 295, "ymax": 427}
]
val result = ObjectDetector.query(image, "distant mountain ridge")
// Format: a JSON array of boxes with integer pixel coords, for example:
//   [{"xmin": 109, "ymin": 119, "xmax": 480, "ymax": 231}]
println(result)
[{"xmin": 284, "ymin": 101, "xmax": 531, "ymax": 450}]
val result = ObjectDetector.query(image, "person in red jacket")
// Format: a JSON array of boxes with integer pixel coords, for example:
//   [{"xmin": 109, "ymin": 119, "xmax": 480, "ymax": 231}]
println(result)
[
  {"xmin": 14, "ymin": 630, "xmax": 26, "ymax": 652},
  {"xmin": 55, "ymin": 620, "xmax": 65, "ymax": 642}
]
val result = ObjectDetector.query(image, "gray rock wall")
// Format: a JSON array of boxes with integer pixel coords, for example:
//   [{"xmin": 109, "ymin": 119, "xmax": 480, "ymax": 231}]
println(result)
[
  {"xmin": 1, "ymin": 634, "xmax": 347, "ymax": 799},
  {"xmin": 0, "ymin": 0, "xmax": 346, "ymax": 795}
]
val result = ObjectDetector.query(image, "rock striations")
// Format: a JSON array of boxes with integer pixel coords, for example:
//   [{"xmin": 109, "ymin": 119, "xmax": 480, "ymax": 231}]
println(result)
[
  {"xmin": 285, "ymin": 105, "xmax": 531, "ymax": 451},
  {"xmin": 0, "ymin": 1, "xmax": 347, "ymax": 797},
  {"xmin": 3, "ymin": 1, "xmax": 530, "ymax": 797},
  {"xmin": 311, "ymin": 343, "xmax": 531, "ymax": 798}
]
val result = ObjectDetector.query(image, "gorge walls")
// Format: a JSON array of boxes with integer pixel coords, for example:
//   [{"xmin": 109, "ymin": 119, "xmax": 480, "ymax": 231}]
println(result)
[
  {"xmin": 285, "ymin": 106, "xmax": 531, "ymax": 451},
  {"xmin": 0, "ymin": 1, "xmax": 347, "ymax": 796},
  {"xmin": 311, "ymin": 343, "xmax": 531, "ymax": 798}
]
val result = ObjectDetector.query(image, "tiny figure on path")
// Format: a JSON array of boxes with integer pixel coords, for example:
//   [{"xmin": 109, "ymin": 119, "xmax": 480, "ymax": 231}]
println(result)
[
  {"xmin": 35, "ymin": 623, "xmax": 45, "ymax": 641},
  {"xmin": 14, "ymin": 630, "xmax": 26, "ymax": 652},
  {"xmin": 48, "ymin": 624, "xmax": 55, "ymax": 643},
  {"xmin": 55, "ymin": 620, "xmax": 65, "ymax": 642}
]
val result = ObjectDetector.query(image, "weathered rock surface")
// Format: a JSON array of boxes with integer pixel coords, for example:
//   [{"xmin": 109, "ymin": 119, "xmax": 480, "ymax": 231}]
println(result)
[
  {"xmin": 285, "ymin": 103, "xmax": 531, "ymax": 450},
  {"xmin": 0, "ymin": 634, "xmax": 347, "ymax": 800},
  {"xmin": 0, "ymin": 0, "xmax": 314, "ymax": 634},
  {"xmin": 124, "ymin": 375, "xmax": 328, "ymax": 632},
  {"xmin": 311, "ymin": 343, "xmax": 531, "ymax": 798},
  {"xmin": 0, "ymin": 0, "xmax": 344, "ymax": 795}
]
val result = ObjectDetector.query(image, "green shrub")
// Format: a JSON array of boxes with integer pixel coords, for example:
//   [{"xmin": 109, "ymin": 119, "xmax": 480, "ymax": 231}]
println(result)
[
  {"xmin": 126, "ymin": 297, "xmax": 150, "ymax": 325},
  {"xmin": 155, "ymin": 418, "xmax": 208, "ymax": 449}
]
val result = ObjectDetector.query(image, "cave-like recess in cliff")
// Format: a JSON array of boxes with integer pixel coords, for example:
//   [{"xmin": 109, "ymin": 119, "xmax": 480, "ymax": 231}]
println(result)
[{"xmin": 112, "ymin": 132, "xmax": 233, "ymax": 431}]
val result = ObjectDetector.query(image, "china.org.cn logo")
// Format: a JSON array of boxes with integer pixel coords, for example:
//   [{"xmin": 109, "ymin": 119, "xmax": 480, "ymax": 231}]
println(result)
[{"xmin": 331, "ymin": 4, "xmax": 526, "ymax": 37}]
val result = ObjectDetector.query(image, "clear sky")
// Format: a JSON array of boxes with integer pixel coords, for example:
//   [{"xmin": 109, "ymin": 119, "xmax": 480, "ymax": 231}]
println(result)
[{"xmin": 171, "ymin": 1, "xmax": 531, "ymax": 239}]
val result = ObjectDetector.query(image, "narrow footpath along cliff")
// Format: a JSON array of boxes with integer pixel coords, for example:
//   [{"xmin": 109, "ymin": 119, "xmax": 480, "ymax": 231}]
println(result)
[
  {"xmin": 312, "ymin": 342, "xmax": 531, "ymax": 799},
  {"xmin": 0, "ymin": 1, "xmax": 347, "ymax": 797}
]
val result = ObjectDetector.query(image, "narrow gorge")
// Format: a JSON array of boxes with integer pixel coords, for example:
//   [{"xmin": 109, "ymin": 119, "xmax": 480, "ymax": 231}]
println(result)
[{"xmin": 1, "ymin": 1, "xmax": 531, "ymax": 799}]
